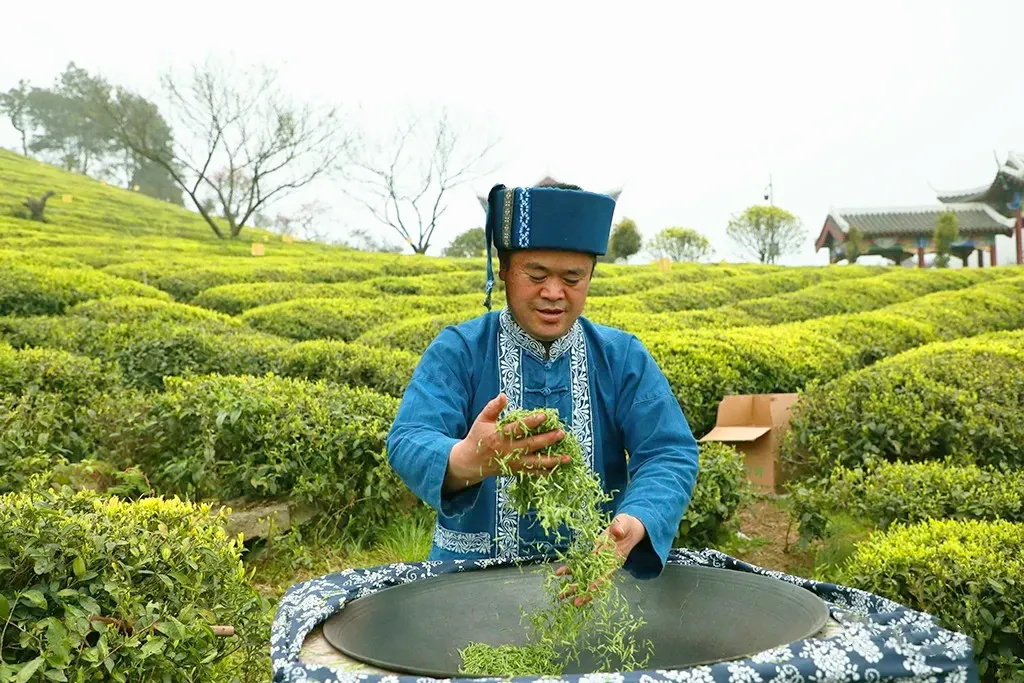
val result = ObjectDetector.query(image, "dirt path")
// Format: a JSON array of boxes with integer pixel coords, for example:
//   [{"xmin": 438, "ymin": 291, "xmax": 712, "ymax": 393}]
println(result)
[{"xmin": 722, "ymin": 496, "xmax": 815, "ymax": 578}]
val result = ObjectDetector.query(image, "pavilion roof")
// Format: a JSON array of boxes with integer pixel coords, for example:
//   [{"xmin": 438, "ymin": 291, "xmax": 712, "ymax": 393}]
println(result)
[
  {"xmin": 933, "ymin": 150, "xmax": 1024, "ymax": 213},
  {"xmin": 828, "ymin": 203, "xmax": 1014, "ymax": 237}
]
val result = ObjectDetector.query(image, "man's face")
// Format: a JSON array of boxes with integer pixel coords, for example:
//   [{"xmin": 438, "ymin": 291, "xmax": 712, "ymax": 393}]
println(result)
[{"xmin": 499, "ymin": 249, "xmax": 594, "ymax": 342}]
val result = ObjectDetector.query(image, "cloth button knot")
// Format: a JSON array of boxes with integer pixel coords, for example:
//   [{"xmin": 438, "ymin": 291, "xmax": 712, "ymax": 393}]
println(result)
[{"xmin": 541, "ymin": 387, "xmax": 551, "ymax": 396}]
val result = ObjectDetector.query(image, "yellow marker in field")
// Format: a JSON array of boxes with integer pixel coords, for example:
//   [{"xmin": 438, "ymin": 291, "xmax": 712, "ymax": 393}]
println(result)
[
  {"xmin": 251, "ymin": 243, "xmax": 265, "ymax": 257},
  {"xmin": 657, "ymin": 257, "xmax": 671, "ymax": 272},
  {"xmin": 133, "ymin": 185, "xmax": 140, "ymax": 191},
  {"xmin": 62, "ymin": 194, "xmax": 73, "ymax": 203},
  {"xmin": 282, "ymin": 234, "xmax": 293, "ymax": 244}
]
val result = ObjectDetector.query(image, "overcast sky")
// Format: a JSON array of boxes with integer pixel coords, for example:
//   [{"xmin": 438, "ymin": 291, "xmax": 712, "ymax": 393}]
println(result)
[{"xmin": 3, "ymin": 0, "xmax": 1023, "ymax": 264}]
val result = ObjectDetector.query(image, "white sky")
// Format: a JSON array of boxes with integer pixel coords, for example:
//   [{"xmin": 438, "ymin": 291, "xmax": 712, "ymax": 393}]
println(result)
[{"xmin": 3, "ymin": 0, "xmax": 1023, "ymax": 264}]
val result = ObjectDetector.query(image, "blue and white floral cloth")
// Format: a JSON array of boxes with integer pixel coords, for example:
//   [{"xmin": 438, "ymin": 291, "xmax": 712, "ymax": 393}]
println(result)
[{"xmin": 270, "ymin": 548, "xmax": 978, "ymax": 683}]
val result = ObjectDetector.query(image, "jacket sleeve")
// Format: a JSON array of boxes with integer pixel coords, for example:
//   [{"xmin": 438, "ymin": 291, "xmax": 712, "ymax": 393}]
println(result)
[
  {"xmin": 385, "ymin": 328, "xmax": 484, "ymax": 521},
  {"xmin": 613, "ymin": 335, "xmax": 700, "ymax": 579}
]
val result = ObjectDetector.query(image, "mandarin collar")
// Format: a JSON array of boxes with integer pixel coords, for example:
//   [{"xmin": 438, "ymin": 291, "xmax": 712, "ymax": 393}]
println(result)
[{"xmin": 499, "ymin": 306, "xmax": 581, "ymax": 362}]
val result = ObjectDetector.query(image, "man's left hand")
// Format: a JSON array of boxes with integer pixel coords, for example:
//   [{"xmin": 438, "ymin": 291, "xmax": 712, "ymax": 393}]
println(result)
[{"xmin": 555, "ymin": 513, "xmax": 647, "ymax": 607}]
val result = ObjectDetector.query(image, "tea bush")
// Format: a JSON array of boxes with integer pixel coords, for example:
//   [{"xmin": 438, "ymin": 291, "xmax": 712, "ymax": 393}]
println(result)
[
  {"xmin": 730, "ymin": 268, "xmax": 1010, "ymax": 326},
  {"xmin": 0, "ymin": 263, "xmax": 171, "ymax": 316},
  {"xmin": 356, "ymin": 312, "xmax": 477, "ymax": 354},
  {"xmin": 792, "ymin": 460, "xmax": 1024, "ymax": 543},
  {"xmin": 674, "ymin": 442, "xmax": 751, "ymax": 548},
  {"xmin": 0, "ymin": 315, "xmax": 290, "ymax": 390},
  {"xmin": 0, "ymin": 392, "xmax": 96, "ymax": 494},
  {"xmin": 585, "ymin": 266, "xmax": 880, "ymax": 318},
  {"xmin": 840, "ymin": 518, "xmax": 1024, "ymax": 682},
  {"xmin": 585, "ymin": 265, "xmax": 744, "ymax": 297},
  {"xmin": 94, "ymin": 374, "xmax": 408, "ymax": 530},
  {"xmin": 67, "ymin": 295, "xmax": 242, "ymax": 329},
  {"xmin": 0, "ymin": 484, "xmax": 269, "ymax": 683},
  {"xmin": 193, "ymin": 281, "xmax": 365, "ymax": 315},
  {"xmin": 101, "ymin": 260, "xmax": 384, "ymax": 301},
  {"xmin": 0, "ymin": 342, "xmax": 120, "ymax": 399},
  {"xmin": 241, "ymin": 292, "xmax": 495, "ymax": 342},
  {"xmin": 193, "ymin": 272, "xmax": 502, "ymax": 315},
  {"xmin": 276, "ymin": 339, "xmax": 419, "ymax": 397},
  {"xmin": 783, "ymin": 330, "xmax": 1024, "ymax": 477}
]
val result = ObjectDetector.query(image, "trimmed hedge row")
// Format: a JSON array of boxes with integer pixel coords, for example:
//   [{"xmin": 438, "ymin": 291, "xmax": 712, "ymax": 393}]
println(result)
[
  {"xmin": 193, "ymin": 271, "xmax": 502, "ymax": 315},
  {"xmin": 0, "ymin": 263, "xmax": 171, "ymax": 316},
  {"xmin": 840, "ymin": 518, "xmax": 1023, "ymax": 682},
  {"xmin": 642, "ymin": 277, "xmax": 1024, "ymax": 435},
  {"xmin": 585, "ymin": 265, "xmax": 748, "ymax": 297},
  {"xmin": 585, "ymin": 265, "xmax": 882, "ymax": 317},
  {"xmin": 240, "ymin": 292, "xmax": 499, "ymax": 342},
  {"xmin": 782, "ymin": 329, "xmax": 1024, "ymax": 477},
  {"xmin": 355, "ymin": 312, "xmax": 478, "ymax": 354},
  {"xmin": 0, "ymin": 315, "xmax": 289, "ymax": 390},
  {"xmin": 277, "ymin": 339, "xmax": 419, "ymax": 398},
  {"xmin": 0, "ymin": 342, "xmax": 120, "ymax": 400},
  {"xmin": 103, "ymin": 254, "xmax": 487, "ymax": 301},
  {"xmin": 67, "ymin": 295, "xmax": 242, "ymax": 329},
  {"xmin": 728, "ymin": 267, "xmax": 1016, "ymax": 327},
  {"xmin": 102, "ymin": 260, "xmax": 384, "ymax": 301},
  {"xmin": 792, "ymin": 460, "xmax": 1024, "ymax": 543},
  {"xmin": 0, "ymin": 391, "xmax": 96, "ymax": 494},
  {"xmin": 0, "ymin": 485, "xmax": 269, "ymax": 682},
  {"xmin": 89, "ymin": 374, "xmax": 407, "ymax": 530}
]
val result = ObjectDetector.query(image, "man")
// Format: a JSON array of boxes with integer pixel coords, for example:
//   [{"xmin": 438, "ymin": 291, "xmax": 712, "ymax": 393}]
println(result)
[{"xmin": 386, "ymin": 181, "xmax": 699, "ymax": 584}]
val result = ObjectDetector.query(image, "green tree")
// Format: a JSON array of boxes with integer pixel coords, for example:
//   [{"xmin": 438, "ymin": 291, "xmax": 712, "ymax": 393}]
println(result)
[
  {"xmin": 934, "ymin": 211, "xmax": 959, "ymax": 268},
  {"xmin": 103, "ymin": 88, "xmax": 182, "ymax": 204},
  {"xmin": 648, "ymin": 227, "xmax": 712, "ymax": 262},
  {"xmin": 726, "ymin": 205, "xmax": 805, "ymax": 264},
  {"xmin": 442, "ymin": 227, "xmax": 492, "ymax": 258},
  {"xmin": 608, "ymin": 218, "xmax": 642, "ymax": 262},
  {"xmin": 0, "ymin": 79, "xmax": 31, "ymax": 156},
  {"xmin": 845, "ymin": 225, "xmax": 865, "ymax": 263},
  {"xmin": 26, "ymin": 63, "xmax": 114, "ymax": 174}
]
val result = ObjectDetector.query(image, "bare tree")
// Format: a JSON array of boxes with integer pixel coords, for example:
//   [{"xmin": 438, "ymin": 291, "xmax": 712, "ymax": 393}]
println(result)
[
  {"xmin": 336, "ymin": 107, "xmax": 499, "ymax": 254},
  {"xmin": 97, "ymin": 57, "xmax": 348, "ymax": 239}
]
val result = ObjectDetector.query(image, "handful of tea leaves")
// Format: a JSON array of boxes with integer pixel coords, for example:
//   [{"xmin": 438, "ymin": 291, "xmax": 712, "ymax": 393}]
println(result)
[{"xmin": 458, "ymin": 408, "xmax": 652, "ymax": 675}]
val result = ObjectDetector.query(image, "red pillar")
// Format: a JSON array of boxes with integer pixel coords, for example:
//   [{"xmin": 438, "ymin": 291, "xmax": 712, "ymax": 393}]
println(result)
[
  {"xmin": 917, "ymin": 246, "xmax": 925, "ymax": 268},
  {"xmin": 1016, "ymin": 208, "xmax": 1023, "ymax": 265},
  {"xmin": 991, "ymin": 242, "xmax": 998, "ymax": 266}
]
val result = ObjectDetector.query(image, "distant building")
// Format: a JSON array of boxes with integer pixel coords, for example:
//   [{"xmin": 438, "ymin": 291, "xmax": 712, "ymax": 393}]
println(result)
[
  {"xmin": 476, "ymin": 176, "xmax": 623, "ymax": 212},
  {"xmin": 815, "ymin": 151, "xmax": 1024, "ymax": 267}
]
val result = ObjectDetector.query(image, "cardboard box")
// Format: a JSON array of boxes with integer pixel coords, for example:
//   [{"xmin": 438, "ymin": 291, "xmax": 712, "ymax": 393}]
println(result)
[{"xmin": 699, "ymin": 393, "xmax": 799, "ymax": 493}]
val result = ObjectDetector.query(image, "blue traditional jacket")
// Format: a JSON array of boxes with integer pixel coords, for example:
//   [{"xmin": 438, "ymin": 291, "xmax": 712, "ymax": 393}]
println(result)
[{"xmin": 386, "ymin": 306, "xmax": 700, "ymax": 579}]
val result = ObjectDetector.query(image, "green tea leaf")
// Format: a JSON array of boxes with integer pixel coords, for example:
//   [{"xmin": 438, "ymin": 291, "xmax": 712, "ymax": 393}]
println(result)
[
  {"xmin": 0, "ymin": 594, "xmax": 9, "ymax": 623},
  {"xmin": 15, "ymin": 657, "xmax": 45, "ymax": 683},
  {"xmin": 21, "ymin": 589, "xmax": 47, "ymax": 610},
  {"xmin": 72, "ymin": 556, "xmax": 86, "ymax": 579}
]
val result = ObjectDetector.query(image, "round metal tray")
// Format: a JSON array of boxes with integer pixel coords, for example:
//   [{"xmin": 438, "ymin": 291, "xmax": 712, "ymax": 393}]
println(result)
[{"xmin": 321, "ymin": 563, "xmax": 830, "ymax": 677}]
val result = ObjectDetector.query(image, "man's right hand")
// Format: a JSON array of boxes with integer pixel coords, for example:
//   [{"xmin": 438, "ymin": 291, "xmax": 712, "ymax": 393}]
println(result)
[{"xmin": 443, "ymin": 393, "xmax": 571, "ymax": 493}]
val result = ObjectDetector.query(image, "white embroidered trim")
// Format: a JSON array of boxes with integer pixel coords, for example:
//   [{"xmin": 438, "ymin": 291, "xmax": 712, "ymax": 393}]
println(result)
[
  {"xmin": 499, "ymin": 306, "xmax": 579, "ymax": 362},
  {"xmin": 518, "ymin": 188, "xmax": 531, "ymax": 248},
  {"xmin": 433, "ymin": 523, "xmax": 492, "ymax": 555},
  {"xmin": 494, "ymin": 319, "xmax": 523, "ymax": 561},
  {"xmin": 568, "ymin": 327, "xmax": 595, "ymax": 471}
]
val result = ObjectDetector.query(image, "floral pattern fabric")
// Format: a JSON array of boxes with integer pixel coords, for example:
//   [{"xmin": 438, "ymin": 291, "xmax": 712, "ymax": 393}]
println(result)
[{"xmin": 270, "ymin": 549, "xmax": 977, "ymax": 683}]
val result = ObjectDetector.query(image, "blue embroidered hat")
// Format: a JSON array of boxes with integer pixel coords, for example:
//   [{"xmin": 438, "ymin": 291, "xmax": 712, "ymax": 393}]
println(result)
[{"xmin": 483, "ymin": 183, "xmax": 616, "ymax": 309}]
